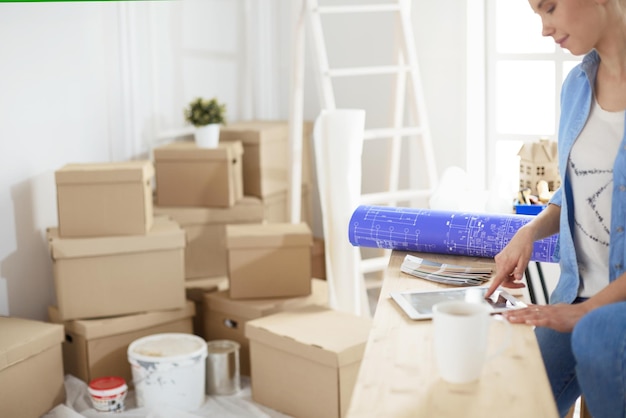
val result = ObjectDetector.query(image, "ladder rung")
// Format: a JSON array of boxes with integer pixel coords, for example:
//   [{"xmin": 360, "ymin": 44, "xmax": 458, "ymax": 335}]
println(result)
[
  {"xmin": 363, "ymin": 127, "xmax": 423, "ymax": 140},
  {"xmin": 326, "ymin": 65, "xmax": 410, "ymax": 77},
  {"xmin": 316, "ymin": 4, "xmax": 400, "ymax": 14},
  {"xmin": 360, "ymin": 189, "xmax": 432, "ymax": 205},
  {"xmin": 360, "ymin": 256, "xmax": 391, "ymax": 274}
]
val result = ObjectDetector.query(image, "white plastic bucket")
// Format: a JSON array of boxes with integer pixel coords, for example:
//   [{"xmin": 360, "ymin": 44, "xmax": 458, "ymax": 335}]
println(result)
[{"xmin": 127, "ymin": 333, "xmax": 208, "ymax": 411}]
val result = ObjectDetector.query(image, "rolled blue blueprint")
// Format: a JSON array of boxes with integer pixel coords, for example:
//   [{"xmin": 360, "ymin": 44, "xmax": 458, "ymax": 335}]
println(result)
[{"xmin": 348, "ymin": 205, "xmax": 558, "ymax": 263}]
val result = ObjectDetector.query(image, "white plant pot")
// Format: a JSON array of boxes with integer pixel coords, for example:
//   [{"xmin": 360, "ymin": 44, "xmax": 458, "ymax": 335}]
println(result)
[{"xmin": 194, "ymin": 124, "xmax": 220, "ymax": 148}]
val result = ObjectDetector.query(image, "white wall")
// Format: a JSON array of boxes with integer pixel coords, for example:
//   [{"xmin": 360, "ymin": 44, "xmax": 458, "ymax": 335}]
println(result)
[
  {"xmin": 0, "ymin": 2, "xmax": 121, "ymax": 320},
  {"xmin": 0, "ymin": 0, "xmax": 469, "ymax": 321}
]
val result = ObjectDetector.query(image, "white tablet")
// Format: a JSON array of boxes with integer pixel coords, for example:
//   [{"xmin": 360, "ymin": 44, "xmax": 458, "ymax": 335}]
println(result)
[{"xmin": 389, "ymin": 287, "xmax": 527, "ymax": 320}]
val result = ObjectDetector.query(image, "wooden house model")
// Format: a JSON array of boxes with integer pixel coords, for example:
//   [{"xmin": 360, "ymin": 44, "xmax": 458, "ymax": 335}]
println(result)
[{"xmin": 518, "ymin": 138, "xmax": 561, "ymax": 195}]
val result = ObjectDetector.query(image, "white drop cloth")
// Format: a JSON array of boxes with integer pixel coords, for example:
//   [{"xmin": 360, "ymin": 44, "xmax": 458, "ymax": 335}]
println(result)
[{"xmin": 42, "ymin": 375, "xmax": 292, "ymax": 418}]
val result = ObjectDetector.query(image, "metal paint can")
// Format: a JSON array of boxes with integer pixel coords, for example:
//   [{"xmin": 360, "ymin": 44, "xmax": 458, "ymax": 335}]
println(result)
[{"xmin": 206, "ymin": 339, "xmax": 240, "ymax": 395}]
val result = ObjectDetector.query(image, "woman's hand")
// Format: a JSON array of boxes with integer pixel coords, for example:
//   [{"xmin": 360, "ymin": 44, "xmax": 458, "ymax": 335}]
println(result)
[
  {"xmin": 485, "ymin": 225, "xmax": 536, "ymax": 298},
  {"xmin": 486, "ymin": 204, "xmax": 561, "ymax": 299},
  {"xmin": 503, "ymin": 303, "xmax": 590, "ymax": 333}
]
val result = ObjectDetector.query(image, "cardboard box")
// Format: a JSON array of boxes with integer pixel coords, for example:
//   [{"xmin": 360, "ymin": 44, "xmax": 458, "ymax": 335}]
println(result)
[
  {"xmin": 312, "ymin": 237, "xmax": 326, "ymax": 280},
  {"xmin": 155, "ymin": 196, "xmax": 264, "ymax": 279},
  {"xmin": 203, "ymin": 278, "xmax": 328, "ymax": 376},
  {"xmin": 226, "ymin": 222, "xmax": 313, "ymax": 299},
  {"xmin": 262, "ymin": 183, "xmax": 313, "ymax": 228},
  {"xmin": 48, "ymin": 216, "xmax": 186, "ymax": 320},
  {"xmin": 185, "ymin": 276, "xmax": 229, "ymax": 338},
  {"xmin": 245, "ymin": 305, "xmax": 372, "ymax": 418},
  {"xmin": 154, "ymin": 140, "xmax": 244, "ymax": 208},
  {"xmin": 55, "ymin": 160, "xmax": 154, "ymax": 237},
  {"xmin": 219, "ymin": 120, "xmax": 313, "ymax": 197},
  {"xmin": 0, "ymin": 317, "xmax": 65, "ymax": 418},
  {"xmin": 48, "ymin": 301, "xmax": 195, "ymax": 387}
]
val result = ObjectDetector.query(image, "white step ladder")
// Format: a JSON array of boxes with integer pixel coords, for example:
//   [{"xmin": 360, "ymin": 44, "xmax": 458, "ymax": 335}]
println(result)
[{"xmin": 288, "ymin": 0, "xmax": 438, "ymax": 279}]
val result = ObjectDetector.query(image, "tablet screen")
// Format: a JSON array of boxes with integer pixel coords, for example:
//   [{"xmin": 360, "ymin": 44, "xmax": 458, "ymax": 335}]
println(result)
[{"xmin": 390, "ymin": 287, "xmax": 526, "ymax": 320}]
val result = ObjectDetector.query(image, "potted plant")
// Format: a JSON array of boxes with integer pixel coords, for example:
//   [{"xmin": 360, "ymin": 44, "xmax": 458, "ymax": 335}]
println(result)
[{"xmin": 184, "ymin": 97, "xmax": 227, "ymax": 148}]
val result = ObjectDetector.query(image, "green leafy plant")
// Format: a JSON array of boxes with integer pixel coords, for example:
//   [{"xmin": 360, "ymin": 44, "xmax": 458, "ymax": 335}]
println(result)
[{"xmin": 184, "ymin": 97, "xmax": 227, "ymax": 127}]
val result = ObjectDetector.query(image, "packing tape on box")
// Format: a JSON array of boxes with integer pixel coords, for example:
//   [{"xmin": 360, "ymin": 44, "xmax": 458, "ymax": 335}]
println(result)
[{"xmin": 348, "ymin": 205, "xmax": 558, "ymax": 263}]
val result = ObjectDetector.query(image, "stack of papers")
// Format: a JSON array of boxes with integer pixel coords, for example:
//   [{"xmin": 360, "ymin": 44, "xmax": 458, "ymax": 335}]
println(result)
[{"xmin": 400, "ymin": 254, "xmax": 493, "ymax": 286}]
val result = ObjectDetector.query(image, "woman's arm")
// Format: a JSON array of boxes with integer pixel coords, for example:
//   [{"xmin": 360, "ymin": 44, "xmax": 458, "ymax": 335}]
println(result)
[{"xmin": 485, "ymin": 203, "xmax": 561, "ymax": 298}]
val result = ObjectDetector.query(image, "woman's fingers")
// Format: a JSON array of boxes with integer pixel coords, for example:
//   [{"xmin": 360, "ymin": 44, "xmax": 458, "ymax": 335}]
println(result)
[{"xmin": 486, "ymin": 266, "xmax": 526, "ymax": 297}]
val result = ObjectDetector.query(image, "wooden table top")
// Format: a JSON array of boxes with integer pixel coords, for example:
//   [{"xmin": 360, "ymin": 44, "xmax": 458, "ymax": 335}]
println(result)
[{"xmin": 345, "ymin": 250, "xmax": 559, "ymax": 418}]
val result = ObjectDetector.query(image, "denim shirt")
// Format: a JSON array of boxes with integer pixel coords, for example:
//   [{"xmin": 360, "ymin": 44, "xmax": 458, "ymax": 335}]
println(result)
[{"xmin": 548, "ymin": 50, "xmax": 626, "ymax": 304}]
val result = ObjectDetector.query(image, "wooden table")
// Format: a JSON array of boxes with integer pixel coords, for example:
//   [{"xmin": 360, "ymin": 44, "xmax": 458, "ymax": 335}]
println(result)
[{"xmin": 346, "ymin": 250, "xmax": 559, "ymax": 418}]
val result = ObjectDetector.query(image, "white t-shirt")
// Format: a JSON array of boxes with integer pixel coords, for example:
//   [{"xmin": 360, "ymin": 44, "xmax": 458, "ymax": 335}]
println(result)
[{"xmin": 567, "ymin": 99, "xmax": 623, "ymax": 297}]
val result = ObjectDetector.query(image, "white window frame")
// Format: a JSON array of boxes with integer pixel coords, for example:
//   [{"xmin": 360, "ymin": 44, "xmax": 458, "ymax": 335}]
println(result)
[{"xmin": 483, "ymin": 0, "xmax": 581, "ymax": 192}]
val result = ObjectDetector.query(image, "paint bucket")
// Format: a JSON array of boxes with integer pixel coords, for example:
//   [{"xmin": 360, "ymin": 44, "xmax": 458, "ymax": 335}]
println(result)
[
  {"xmin": 127, "ymin": 333, "xmax": 208, "ymax": 411},
  {"xmin": 206, "ymin": 340, "xmax": 240, "ymax": 395},
  {"xmin": 88, "ymin": 376, "xmax": 128, "ymax": 412}
]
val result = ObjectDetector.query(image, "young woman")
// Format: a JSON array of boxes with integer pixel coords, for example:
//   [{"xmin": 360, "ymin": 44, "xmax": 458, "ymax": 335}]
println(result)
[{"xmin": 485, "ymin": 1, "xmax": 626, "ymax": 417}]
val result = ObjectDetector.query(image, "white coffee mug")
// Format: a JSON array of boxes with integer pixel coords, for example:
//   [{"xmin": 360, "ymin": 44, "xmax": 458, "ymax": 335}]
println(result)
[{"xmin": 432, "ymin": 300, "xmax": 510, "ymax": 384}]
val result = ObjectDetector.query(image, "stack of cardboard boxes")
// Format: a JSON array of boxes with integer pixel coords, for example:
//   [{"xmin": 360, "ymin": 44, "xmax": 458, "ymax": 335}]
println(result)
[
  {"xmin": 0, "ymin": 120, "xmax": 369, "ymax": 418},
  {"xmin": 153, "ymin": 120, "xmax": 321, "ymax": 337},
  {"xmin": 216, "ymin": 122, "xmax": 372, "ymax": 418},
  {"xmin": 152, "ymin": 138, "xmax": 261, "ymax": 333},
  {"xmin": 152, "ymin": 120, "xmax": 371, "ymax": 418},
  {"xmin": 151, "ymin": 122, "xmax": 331, "ymax": 364},
  {"xmin": 47, "ymin": 160, "xmax": 195, "ymax": 388}
]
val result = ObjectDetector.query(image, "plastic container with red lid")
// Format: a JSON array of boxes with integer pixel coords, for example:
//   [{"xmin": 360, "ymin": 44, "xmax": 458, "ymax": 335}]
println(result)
[{"xmin": 88, "ymin": 376, "xmax": 128, "ymax": 413}]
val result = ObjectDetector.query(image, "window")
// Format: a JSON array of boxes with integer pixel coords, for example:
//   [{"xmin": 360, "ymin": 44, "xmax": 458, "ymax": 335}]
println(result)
[{"xmin": 486, "ymin": 0, "xmax": 581, "ymax": 196}]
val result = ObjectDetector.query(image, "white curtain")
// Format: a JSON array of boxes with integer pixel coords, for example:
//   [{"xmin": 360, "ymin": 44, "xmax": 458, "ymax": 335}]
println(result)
[{"xmin": 313, "ymin": 109, "xmax": 370, "ymax": 317}]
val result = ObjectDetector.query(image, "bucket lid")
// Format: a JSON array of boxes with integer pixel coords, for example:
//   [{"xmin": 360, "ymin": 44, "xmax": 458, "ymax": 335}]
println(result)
[
  {"xmin": 88, "ymin": 376, "xmax": 127, "ymax": 397},
  {"xmin": 206, "ymin": 339, "xmax": 240, "ymax": 354},
  {"xmin": 128, "ymin": 333, "xmax": 208, "ymax": 364}
]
